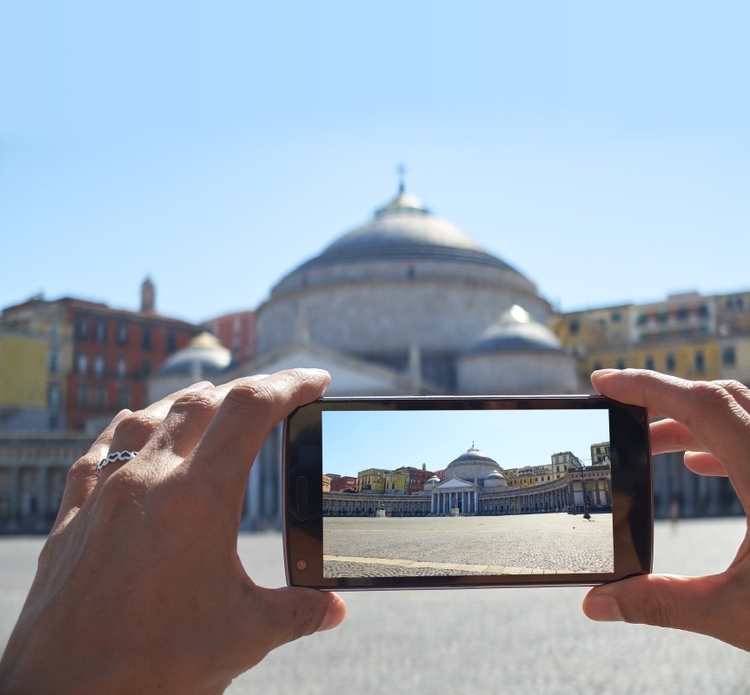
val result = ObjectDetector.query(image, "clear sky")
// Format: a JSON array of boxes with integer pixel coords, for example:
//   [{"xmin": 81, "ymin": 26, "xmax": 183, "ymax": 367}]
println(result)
[
  {"xmin": 2, "ymin": 1, "xmax": 749, "ymax": 323},
  {"xmin": 322, "ymin": 409, "xmax": 609, "ymax": 478}
]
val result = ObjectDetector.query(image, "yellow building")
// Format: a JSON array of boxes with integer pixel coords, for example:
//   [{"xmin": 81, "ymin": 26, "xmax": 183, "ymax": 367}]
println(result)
[
  {"xmin": 356, "ymin": 468, "xmax": 407, "ymax": 494},
  {"xmin": 0, "ymin": 332, "xmax": 49, "ymax": 409}
]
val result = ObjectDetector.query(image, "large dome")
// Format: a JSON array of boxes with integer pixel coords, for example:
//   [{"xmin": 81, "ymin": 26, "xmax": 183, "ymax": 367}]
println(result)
[
  {"xmin": 281, "ymin": 192, "xmax": 520, "ymax": 281},
  {"xmin": 269, "ymin": 190, "xmax": 535, "ymax": 299},
  {"xmin": 256, "ymin": 186, "xmax": 555, "ymax": 390},
  {"xmin": 445, "ymin": 444, "xmax": 502, "ymax": 481}
]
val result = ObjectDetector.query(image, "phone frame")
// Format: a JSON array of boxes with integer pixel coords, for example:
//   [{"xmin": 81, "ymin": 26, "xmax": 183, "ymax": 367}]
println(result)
[{"xmin": 284, "ymin": 395, "xmax": 653, "ymax": 590}]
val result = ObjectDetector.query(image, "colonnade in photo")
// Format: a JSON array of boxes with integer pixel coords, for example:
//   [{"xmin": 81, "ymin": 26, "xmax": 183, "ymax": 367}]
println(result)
[{"xmin": 322, "ymin": 469, "xmax": 613, "ymax": 518}]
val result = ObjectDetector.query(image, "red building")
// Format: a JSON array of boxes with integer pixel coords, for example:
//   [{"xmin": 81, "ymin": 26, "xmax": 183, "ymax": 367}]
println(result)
[
  {"xmin": 328, "ymin": 475, "xmax": 357, "ymax": 492},
  {"xmin": 203, "ymin": 310, "xmax": 257, "ymax": 364},
  {"xmin": 396, "ymin": 465, "xmax": 436, "ymax": 494},
  {"xmin": 2, "ymin": 280, "xmax": 201, "ymax": 430}
]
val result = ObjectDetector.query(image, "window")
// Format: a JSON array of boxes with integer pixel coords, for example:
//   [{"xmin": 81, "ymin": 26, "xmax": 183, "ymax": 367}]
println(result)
[
  {"xmin": 117, "ymin": 357, "xmax": 127, "ymax": 378},
  {"xmin": 95, "ymin": 321, "xmax": 106, "ymax": 343},
  {"xmin": 77, "ymin": 353, "xmax": 88, "ymax": 375},
  {"xmin": 167, "ymin": 331, "xmax": 177, "ymax": 353},
  {"xmin": 77, "ymin": 384, "xmax": 89, "ymax": 406},
  {"xmin": 722, "ymin": 346, "xmax": 736, "ymax": 367},
  {"xmin": 142, "ymin": 326, "xmax": 152, "ymax": 349},
  {"xmin": 94, "ymin": 355, "xmax": 105, "ymax": 376},
  {"xmin": 695, "ymin": 350, "xmax": 706, "ymax": 373},
  {"xmin": 677, "ymin": 307, "xmax": 688, "ymax": 320},
  {"xmin": 48, "ymin": 350, "xmax": 60, "ymax": 373},
  {"xmin": 616, "ymin": 358, "xmax": 626, "ymax": 370},
  {"xmin": 95, "ymin": 385, "xmax": 107, "ymax": 407},
  {"xmin": 636, "ymin": 313, "xmax": 646, "ymax": 326},
  {"xmin": 49, "ymin": 324, "xmax": 58, "ymax": 338},
  {"xmin": 117, "ymin": 323, "xmax": 128, "ymax": 345},
  {"xmin": 611, "ymin": 312, "xmax": 621, "ymax": 323},
  {"xmin": 48, "ymin": 384, "xmax": 61, "ymax": 408},
  {"xmin": 142, "ymin": 359, "xmax": 151, "ymax": 378},
  {"xmin": 726, "ymin": 296, "xmax": 744, "ymax": 311},
  {"xmin": 592, "ymin": 361, "xmax": 602, "ymax": 371},
  {"xmin": 644, "ymin": 356, "xmax": 655, "ymax": 370},
  {"xmin": 77, "ymin": 319, "xmax": 89, "ymax": 339},
  {"xmin": 117, "ymin": 388, "xmax": 131, "ymax": 408},
  {"xmin": 569, "ymin": 320, "xmax": 580, "ymax": 335},
  {"xmin": 666, "ymin": 354, "xmax": 676, "ymax": 371}
]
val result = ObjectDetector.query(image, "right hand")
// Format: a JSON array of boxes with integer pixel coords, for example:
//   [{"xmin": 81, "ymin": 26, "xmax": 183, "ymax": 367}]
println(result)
[{"xmin": 583, "ymin": 369, "xmax": 750, "ymax": 651}]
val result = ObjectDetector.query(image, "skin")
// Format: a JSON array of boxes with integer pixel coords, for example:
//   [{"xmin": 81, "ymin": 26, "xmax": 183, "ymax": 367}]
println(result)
[
  {"xmin": 0, "ymin": 369, "xmax": 347, "ymax": 695},
  {"xmin": 583, "ymin": 368, "xmax": 750, "ymax": 651}
]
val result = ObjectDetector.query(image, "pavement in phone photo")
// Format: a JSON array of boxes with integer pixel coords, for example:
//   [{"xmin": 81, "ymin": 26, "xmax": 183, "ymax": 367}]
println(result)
[
  {"xmin": 323, "ymin": 513, "xmax": 614, "ymax": 576},
  {"xmin": 1, "ymin": 518, "xmax": 748, "ymax": 694}
]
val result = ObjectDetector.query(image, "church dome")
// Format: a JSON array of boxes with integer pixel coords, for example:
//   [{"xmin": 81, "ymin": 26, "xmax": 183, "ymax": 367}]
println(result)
[
  {"xmin": 465, "ymin": 305, "xmax": 564, "ymax": 356},
  {"xmin": 269, "ymin": 189, "xmax": 533, "ymax": 300},
  {"xmin": 157, "ymin": 332, "xmax": 233, "ymax": 376},
  {"xmin": 445, "ymin": 444, "xmax": 502, "ymax": 482}
]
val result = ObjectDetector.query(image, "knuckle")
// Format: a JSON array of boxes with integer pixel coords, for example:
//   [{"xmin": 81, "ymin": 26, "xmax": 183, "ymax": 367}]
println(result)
[
  {"xmin": 224, "ymin": 381, "xmax": 275, "ymax": 414},
  {"xmin": 290, "ymin": 602, "xmax": 320, "ymax": 640},
  {"xmin": 113, "ymin": 409, "xmax": 162, "ymax": 440},
  {"xmin": 67, "ymin": 456, "xmax": 95, "ymax": 483},
  {"xmin": 689, "ymin": 381, "xmax": 734, "ymax": 414},
  {"xmin": 170, "ymin": 389, "xmax": 221, "ymax": 417},
  {"xmin": 639, "ymin": 588, "xmax": 679, "ymax": 629}
]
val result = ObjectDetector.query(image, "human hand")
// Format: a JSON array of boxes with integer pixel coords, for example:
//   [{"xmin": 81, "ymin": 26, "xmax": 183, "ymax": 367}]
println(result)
[
  {"xmin": 583, "ymin": 368, "xmax": 750, "ymax": 651},
  {"xmin": 0, "ymin": 369, "xmax": 347, "ymax": 695}
]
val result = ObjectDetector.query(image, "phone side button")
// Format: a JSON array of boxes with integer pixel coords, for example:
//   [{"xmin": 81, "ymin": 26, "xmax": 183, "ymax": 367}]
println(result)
[{"xmin": 296, "ymin": 476, "xmax": 308, "ymax": 521}]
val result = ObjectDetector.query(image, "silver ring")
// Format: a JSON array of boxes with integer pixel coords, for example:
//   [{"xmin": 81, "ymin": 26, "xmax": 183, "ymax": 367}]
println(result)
[{"xmin": 97, "ymin": 450, "xmax": 138, "ymax": 474}]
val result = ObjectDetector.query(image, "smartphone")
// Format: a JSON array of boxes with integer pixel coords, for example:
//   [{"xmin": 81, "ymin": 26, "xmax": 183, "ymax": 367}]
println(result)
[{"xmin": 284, "ymin": 395, "xmax": 652, "ymax": 590}]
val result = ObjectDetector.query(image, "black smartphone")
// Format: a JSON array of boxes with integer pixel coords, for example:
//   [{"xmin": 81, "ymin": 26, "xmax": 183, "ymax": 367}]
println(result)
[{"xmin": 283, "ymin": 395, "xmax": 653, "ymax": 590}]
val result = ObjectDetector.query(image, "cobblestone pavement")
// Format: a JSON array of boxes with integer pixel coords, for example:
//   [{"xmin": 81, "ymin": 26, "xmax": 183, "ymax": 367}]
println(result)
[
  {"xmin": 1, "ymin": 519, "xmax": 749, "ymax": 694},
  {"xmin": 323, "ymin": 513, "xmax": 614, "ymax": 576}
]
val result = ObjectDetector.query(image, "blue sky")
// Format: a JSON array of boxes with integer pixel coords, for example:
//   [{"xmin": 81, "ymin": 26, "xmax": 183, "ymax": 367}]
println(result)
[
  {"xmin": 1, "ymin": 0, "xmax": 748, "ymax": 323},
  {"xmin": 322, "ymin": 409, "xmax": 609, "ymax": 478}
]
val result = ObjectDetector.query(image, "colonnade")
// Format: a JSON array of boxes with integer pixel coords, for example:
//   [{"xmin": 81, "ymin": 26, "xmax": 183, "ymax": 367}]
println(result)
[{"xmin": 431, "ymin": 490, "xmax": 479, "ymax": 515}]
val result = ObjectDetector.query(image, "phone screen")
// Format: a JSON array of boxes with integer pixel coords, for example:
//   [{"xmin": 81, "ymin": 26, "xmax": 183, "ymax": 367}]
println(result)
[{"xmin": 321, "ymin": 409, "xmax": 613, "ymax": 578}]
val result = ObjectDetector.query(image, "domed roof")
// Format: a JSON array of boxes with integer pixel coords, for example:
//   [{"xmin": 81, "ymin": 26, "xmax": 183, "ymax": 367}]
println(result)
[
  {"xmin": 157, "ymin": 332, "xmax": 234, "ymax": 376},
  {"xmin": 284, "ymin": 190, "xmax": 522, "ymax": 277},
  {"xmin": 447, "ymin": 444, "xmax": 501, "ymax": 470},
  {"xmin": 486, "ymin": 470, "xmax": 504, "ymax": 478},
  {"xmin": 464, "ymin": 305, "xmax": 564, "ymax": 356}
]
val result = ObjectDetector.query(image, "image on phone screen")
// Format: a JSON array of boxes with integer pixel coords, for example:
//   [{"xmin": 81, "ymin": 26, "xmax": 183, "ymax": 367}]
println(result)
[{"xmin": 321, "ymin": 409, "xmax": 613, "ymax": 578}]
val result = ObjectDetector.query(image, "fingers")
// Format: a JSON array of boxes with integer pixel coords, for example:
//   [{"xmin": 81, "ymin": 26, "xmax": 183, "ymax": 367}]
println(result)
[
  {"xmin": 684, "ymin": 451, "xmax": 728, "ymax": 477},
  {"xmin": 97, "ymin": 382, "xmax": 214, "ymax": 482},
  {"xmin": 186, "ymin": 369, "xmax": 331, "ymax": 500},
  {"xmin": 592, "ymin": 370, "xmax": 750, "ymax": 506},
  {"xmin": 650, "ymin": 419, "xmax": 706, "ymax": 455},
  {"xmin": 53, "ymin": 409, "xmax": 130, "ymax": 528},
  {"xmin": 247, "ymin": 588, "xmax": 346, "ymax": 656},
  {"xmin": 583, "ymin": 572, "xmax": 750, "ymax": 651}
]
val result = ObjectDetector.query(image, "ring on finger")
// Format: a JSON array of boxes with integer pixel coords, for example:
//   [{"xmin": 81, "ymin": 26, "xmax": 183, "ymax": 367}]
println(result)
[{"xmin": 97, "ymin": 450, "xmax": 139, "ymax": 475}]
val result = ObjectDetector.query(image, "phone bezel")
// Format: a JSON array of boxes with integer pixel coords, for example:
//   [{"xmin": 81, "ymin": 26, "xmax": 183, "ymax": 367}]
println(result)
[{"xmin": 284, "ymin": 395, "xmax": 653, "ymax": 590}]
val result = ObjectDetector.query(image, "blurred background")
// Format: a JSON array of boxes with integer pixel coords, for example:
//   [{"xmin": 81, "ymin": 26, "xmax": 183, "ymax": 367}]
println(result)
[{"xmin": 1, "ymin": 0, "xmax": 749, "ymax": 690}]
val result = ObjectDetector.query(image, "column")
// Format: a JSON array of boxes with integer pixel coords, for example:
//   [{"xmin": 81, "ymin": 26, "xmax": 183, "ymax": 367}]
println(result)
[
  {"xmin": 9, "ymin": 467, "xmax": 20, "ymax": 524},
  {"xmin": 38, "ymin": 467, "xmax": 49, "ymax": 529}
]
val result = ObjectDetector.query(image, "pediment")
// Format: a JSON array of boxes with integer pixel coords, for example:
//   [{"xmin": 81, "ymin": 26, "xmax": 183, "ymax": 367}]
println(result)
[{"xmin": 434, "ymin": 478, "xmax": 478, "ymax": 490}]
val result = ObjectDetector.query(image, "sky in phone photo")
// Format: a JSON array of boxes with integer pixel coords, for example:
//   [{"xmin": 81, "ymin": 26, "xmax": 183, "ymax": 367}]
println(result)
[
  {"xmin": 322, "ymin": 408, "xmax": 609, "ymax": 478},
  {"xmin": 2, "ymin": 1, "xmax": 749, "ymax": 321}
]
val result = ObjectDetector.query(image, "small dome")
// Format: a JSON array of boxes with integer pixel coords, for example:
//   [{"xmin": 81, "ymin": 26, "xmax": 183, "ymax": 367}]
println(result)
[
  {"xmin": 487, "ymin": 470, "xmax": 504, "ymax": 478},
  {"xmin": 427, "ymin": 475, "xmax": 440, "ymax": 483},
  {"xmin": 157, "ymin": 332, "xmax": 233, "ymax": 376},
  {"xmin": 465, "ymin": 305, "xmax": 564, "ymax": 356}
]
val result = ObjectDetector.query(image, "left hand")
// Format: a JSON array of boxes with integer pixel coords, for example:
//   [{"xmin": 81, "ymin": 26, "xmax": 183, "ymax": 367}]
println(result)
[{"xmin": 0, "ymin": 369, "xmax": 347, "ymax": 695}]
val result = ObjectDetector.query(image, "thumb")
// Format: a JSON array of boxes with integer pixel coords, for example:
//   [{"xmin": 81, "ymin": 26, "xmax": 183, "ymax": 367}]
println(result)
[
  {"xmin": 583, "ymin": 573, "xmax": 738, "ymax": 642},
  {"xmin": 254, "ymin": 587, "xmax": 347, "ymax": 651}
]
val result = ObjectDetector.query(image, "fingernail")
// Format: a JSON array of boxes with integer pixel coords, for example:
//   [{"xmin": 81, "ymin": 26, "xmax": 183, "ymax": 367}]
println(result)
[
  {"xmin": 110, "ymin": 409, "xmax": 131, "ymax": 426},
  {"xmin": 585, "ymin": 593, "xmax": 624, "ymax": 622},
  {"xmin": 592, "ymin": 369, "xmax": 619, "ymax": 378},
  {"xmin": 316, "ymin": 593, "xmax": 345, "ymax": 632}
]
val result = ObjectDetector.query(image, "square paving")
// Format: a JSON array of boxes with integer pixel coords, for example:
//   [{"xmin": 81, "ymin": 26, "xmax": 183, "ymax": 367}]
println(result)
[{"xmin": 323, "ymin": 512, "xmax": 614, "ymax": 577}]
